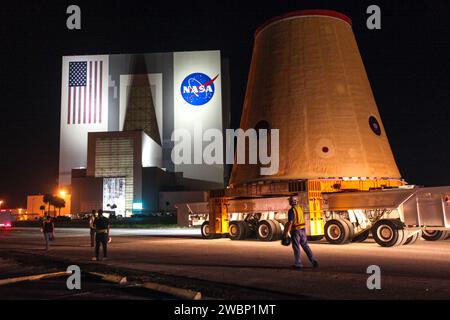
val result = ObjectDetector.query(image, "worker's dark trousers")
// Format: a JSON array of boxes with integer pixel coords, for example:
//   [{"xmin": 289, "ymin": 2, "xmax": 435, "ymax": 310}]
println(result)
[
  {"xmin": 95, "ymin": 233, "xmax": 108, "ymax": 258},
  {"xmin": 43, "ymin": 232, "xmax": 52, "ymax": 250},
  {"xmin": 90, "ymin": 229, "xmax": 95, "ymax": 247},
  {"xmin": 291, "ymin": 229, "xmax": 316, "ymax": 267}
]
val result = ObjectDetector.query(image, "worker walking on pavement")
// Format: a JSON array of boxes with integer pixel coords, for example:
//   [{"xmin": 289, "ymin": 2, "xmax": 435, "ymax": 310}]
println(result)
[
  {"xmin": 92, "ymin": 209, "xmax": 110, "ymax": 261},
  {"xmin": 88, "ymin": 210, "xmax": 96, "ymax": 247},
  {"xmin": 42, "ymin": 215, "xmax": 54, "ymax": 251},
  {"xmin": 283, "ymin": 196, "xmax": 319, "ymax": 270}
]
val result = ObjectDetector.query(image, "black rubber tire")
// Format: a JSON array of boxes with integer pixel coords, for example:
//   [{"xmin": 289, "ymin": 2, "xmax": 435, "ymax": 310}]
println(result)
[
  {"xmin": 257, "ymin": 220, "xmax": 277, "ymax": 241},
  {"xmin": 394, "ymin": 228, "xmax": 408, "ymax": 246},
  {"xmin": 201, "ymin": 221, "xmax": 215, "ymax": 239},
  {"xmin": 324, "ymin": 220, "xmax": 351, "ymax": 244},
  {"xmin": 422, "ymin": 229, "xmax": 449, "ymax": 241},
  {"xmin": 267, "ymin": 220, "xmax": 278, "ymax": 241},
  {"xmin": 229, "ymin": 221, "xmax": 247, "ymax": 240},
  {"xmin": 404, "ymin": 231, "xmax": 421, "ymax": 245},
  {"xmin": 372, "ymin": 220, "xmax": 403, "ymax": 247},
  {"xmin": 270, "ymin": 220, "xmax": 283, "ymax": 240},
  {"xmin": 351, "ymin": 230, "xmax": 370, "ymax": 243},
  {"xmin": 341, "ymin": 219, "xmax": 355, "ymax": 241},
  {"xmin": 308, "ymin": 235, "xmax": 325, "ymax": 241}
]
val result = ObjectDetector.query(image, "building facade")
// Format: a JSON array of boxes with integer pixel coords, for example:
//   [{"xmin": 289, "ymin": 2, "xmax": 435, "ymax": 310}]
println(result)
[{"xmin": 60, "ymin": 50, "xmax": 230, "ymax": 216}]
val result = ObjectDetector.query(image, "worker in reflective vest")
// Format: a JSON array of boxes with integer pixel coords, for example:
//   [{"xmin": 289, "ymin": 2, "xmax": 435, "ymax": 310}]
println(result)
[{"xmin": 283, "ymin": 196, "xmax": 319, "ymax": 269}]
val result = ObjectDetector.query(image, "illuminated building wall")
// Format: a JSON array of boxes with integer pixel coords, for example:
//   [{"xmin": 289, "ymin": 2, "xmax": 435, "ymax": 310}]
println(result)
[
  {"xmin": 59, "ymin": 51, "xmax": 229, "ymax": 188},
  {"xmin": 59, "ymin": 55, "xmax": 110, "ymax": 186},
  {"xmin": 173, "ymin": 51, "xmax": 224, "ymax": 183},
  {"xmin": 26, "ymin": 194, "xmax": 72, "ymax": 217}
]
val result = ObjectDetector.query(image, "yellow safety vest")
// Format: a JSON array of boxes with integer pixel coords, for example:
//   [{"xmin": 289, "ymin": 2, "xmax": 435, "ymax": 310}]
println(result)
[{"xmin": 292, "ymin": 205, "xmax": 306, "ymax": 230}]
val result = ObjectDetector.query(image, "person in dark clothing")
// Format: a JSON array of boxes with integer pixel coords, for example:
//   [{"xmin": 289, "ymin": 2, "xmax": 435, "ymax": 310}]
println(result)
[
  {"xmin": 42, "ymin": 216, "xmax": 54, "ymax": 251},
  {"xmin": 92, "ymin": 209, "xmax": 110, "ymax": 261},
  {"xmin": 89, "ymin": 210, "xmax": 96, "ymax": 247}
]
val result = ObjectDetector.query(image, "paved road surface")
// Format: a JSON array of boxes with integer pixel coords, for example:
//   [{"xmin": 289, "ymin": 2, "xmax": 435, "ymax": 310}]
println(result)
[{"xmin": 1, "ymin": 227, "xmax": 449, "ymax": 299}]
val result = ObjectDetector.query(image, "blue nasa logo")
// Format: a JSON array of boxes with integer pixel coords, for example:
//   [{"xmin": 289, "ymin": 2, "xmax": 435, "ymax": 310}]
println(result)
[{"xmin": 180, "ymin": 73, "xmax": 218, "ymax": 106}]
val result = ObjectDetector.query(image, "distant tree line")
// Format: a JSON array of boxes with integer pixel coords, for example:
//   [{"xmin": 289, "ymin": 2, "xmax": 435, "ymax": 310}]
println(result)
[{"xmin": 42, "ymin": 194, "xmax": 66, "ymax": 217}]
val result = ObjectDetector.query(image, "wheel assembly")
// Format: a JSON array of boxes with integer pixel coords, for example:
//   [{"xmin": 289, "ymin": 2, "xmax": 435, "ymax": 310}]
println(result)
[
  {"xmin": 421, "ymin": 229, "xmax": 449, "ymax": 241},
  {"xmin": 404, "ymin": 230, "xmax": 422, "ymax": 245},
  {"xmin": 394, "ymin": 228, "xmax": 408, "ymax": 246},
  {"xmin": 228, "ymin": 221, "xmax": 240, "ymax": 240},
  {"xmin": 270, "ymin": 220, "xmax": 283, "ymax": 240},
  {"xmin": 229, "ymin": 221, "xmax": 249, "ymax": 240},
  {"xmin": 324, "ymin": 219, "xmax": 351, "ymax": 244},
  {"xmin": 257, "ymin": 220, "xmax": 278, "ymax": 241},
  {"xmin": 201, "ymin": 221, "xmax": 215, "ymax": 239},
  {"xmin": 341, "ymin": 219, "xmax": 355, "ymax": 241},
  {"xmin": 372, "ymin": 220, "xmax": 405, "ymax": 247}
]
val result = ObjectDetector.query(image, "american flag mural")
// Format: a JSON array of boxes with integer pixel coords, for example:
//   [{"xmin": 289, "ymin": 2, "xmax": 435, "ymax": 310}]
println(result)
[{"xmin": 67, "ymin": 60, "xmax": 103, "ymax": 124}]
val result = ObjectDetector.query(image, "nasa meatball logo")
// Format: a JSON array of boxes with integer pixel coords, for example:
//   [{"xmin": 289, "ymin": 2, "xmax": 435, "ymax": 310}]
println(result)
[{"xmin": 181, "ymin": 73, "xmax": 218, "ymax": 106}]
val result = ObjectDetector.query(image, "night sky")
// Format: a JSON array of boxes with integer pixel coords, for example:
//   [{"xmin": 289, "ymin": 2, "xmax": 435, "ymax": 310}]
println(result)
[{"xmin": 0, "ymin": 0, "xmax": 449, "ymax": 207}]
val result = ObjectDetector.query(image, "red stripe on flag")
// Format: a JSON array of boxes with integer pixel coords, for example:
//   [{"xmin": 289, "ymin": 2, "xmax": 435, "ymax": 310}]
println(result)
[
  {"xmin": 89, "ymin": 61, "xmax": 92, "ymax": 124},
  {"xmin": 94, "ymin": 61, "xmax": 97, "ymax": 123},
  {"xmin": 72, "ymin": 87, "xmax": 76, "ymax": 124},
  {"xmin": 67, "ymin": 87, "xmax": 71, "ymax": 124},
  {"xmin": 99, "ymin": 61, "xmax": 103, "ymax": 124},
  {"xmin": 77, "ymin": 87, "xmax": 81, "ymax": 124},
  {"xmin": 83, "ymin": 86, "xmax": 86, "ymax": 124}
]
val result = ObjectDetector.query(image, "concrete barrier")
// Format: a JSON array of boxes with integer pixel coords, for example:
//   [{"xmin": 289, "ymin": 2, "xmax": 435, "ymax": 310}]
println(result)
[{"xmin": 0, "ymin": 271, "xmax": 68, "ymax": 286}]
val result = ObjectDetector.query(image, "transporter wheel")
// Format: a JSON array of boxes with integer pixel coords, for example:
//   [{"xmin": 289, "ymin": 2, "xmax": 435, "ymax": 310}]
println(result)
[
  {"xmin": 404, "ymin": 230, "xmax": 422, "ymax": 245},
  {"xmin": 324, "ymin": 220, "xmax": 351, "ymax": 244},
  {"xmin": 372, "ymin": 220, "xmax": 404, "ymax": 247},
  {"xmin": 229, "ymin": 221, "xmax": 248, "ymax": 240},
  {"xmin": 421, "ymin": 229, "xmax": 449, "ymax": 241},
  {"xmin": 201, "ymin": 221, "xmax": 216, "ymax": 239},
  {"xmin": 394, "ymin": 228, "xmax": 408, "ymax": 246},
  {"xmin": 341, "ymin": 219, "xmax": 355, "ymax": 241},
  {"xmin": 351, "ymin": 230, "xmax": 370, "ymax": 243},
  {"xmin": 257, "ymin": 220, "xmax": 277, "ymax": 241},
  {"xmin": 270, "ymin": 220, "xmax": 283, "ymax": 240},
  {"xmin": 228, "ymin": 221, "xmax": 240, "ymax": 240}
]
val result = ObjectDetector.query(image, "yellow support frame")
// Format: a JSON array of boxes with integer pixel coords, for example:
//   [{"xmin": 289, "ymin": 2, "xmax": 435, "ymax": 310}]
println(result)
[
  {"xmin": 208, "ymin": 197, "xmax": 230, "ymax": 234},
  {"xmin": 307, "ymin": 178, "xmax": 405, "ymax": 236},
  {"xmin": 208, "ymin": 178, "xmax": 405, "ymax": 236}
]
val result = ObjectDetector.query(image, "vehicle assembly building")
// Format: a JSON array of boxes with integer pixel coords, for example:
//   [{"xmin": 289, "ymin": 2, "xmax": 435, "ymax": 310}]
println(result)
[{"xmin": 59, "ymin": 51, "xmax": 230, "ymax": 216}]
